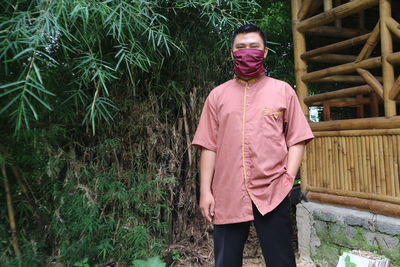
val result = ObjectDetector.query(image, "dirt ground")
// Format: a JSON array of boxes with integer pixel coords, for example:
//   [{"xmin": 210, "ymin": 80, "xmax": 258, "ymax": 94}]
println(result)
[{"xmin": 170, "ymin": 214, "xmax": 315, "ymax": 267}]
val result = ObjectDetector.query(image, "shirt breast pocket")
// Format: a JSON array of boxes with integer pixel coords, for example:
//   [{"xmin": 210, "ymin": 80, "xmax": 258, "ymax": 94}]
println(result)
[{"xmin": 262, "ymin": 108, "xmax": 285, "ymax": 140}]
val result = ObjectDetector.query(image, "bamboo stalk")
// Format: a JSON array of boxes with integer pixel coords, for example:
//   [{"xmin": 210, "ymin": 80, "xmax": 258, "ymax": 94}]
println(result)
[
  {"xmin": 348, "ymin": 136, "xmax": 356, "ymax": 191},
  {"xmin": 356, "ymin": 68, "xmax": 384, "ymax": 98},
  {"xmin": 313, "ymin": 97, "xmax": 370, "ymax": 108},
  {"xmin": 394, "ymin": 136, "xmax": 400, "ymax": 197},
  {"xmin": 305, "ymin": 186, "xmax": 400, "ymax": 204},
  {"xmin": 291, "ymin": 0, "xmax": 309, "ymax": 115},
  {"xmin": 297, "ymin": 0, "xmax": 379, "ymax": 32},
  {"xmin": 391, "ymin": 135, "xmax": 400, "ymax": 197},
  {"xmin": 380, "ymin": 0, "xmax": 396, "ymax": 117},
  {"xmin": 341, "ymin": 137, "xmax": 349, "ymax": 191},
  {"xmin": 353, "ymin": 137, "xmax": 360, "ymax": 192},
  {"xmin": 313, "ymin": 128, "xmax": 400, "ymax": 137},
  {"xmin": 301, "ymin": 33, "xmax": 371, "ymax": 60},
  {"xmin": 356, "ymin": 21, "xmax": 380, "ymax": 62},
  {"xmin": 301, "ymin": 145, "xmax": 309, "ymax": 191},
  {"xmin": 334, "ymin": 0, "xmax": 342, "ymax": 28},
  {"xmin": 317, "ymin": 138, "xmax": 323, "ymax": 188},
  {"xmin": 304, "ymin": 85, "xmax": 371, "ymax": 105},
  {"xmin": 389, "ymin": 75, "xmax": 400, "ymax": 100},
  {"xmin": 306, "ymin": 26, "xmax": 369, "ymax": 38},
  {"xmin": 316, "ymin": 75, "xmax": 383, "ymax": 83},
  {"xmin": 327, "ymin": 137, "xmax": 334, "ymax": 189},
  {"xmin": 306, "ymin": 192, "xmax": 400, "ymax": 217},
  {"xmin": 383, "ymin": 136, "xmax": 392, "ymax": 196},
  {"xmin": 335, "ymin": 137, "xmax": 343, "ymax": 190},
  {"xmin": 321, "ymin": 137, "xmax": 328, "ymax": 188},
  {"xmin": 310, "ymin": 115, "xmax": 400, "ymax": 131},
  {"xmin": 386, "ymin": 17, "xmax": 400, "ymax": 39},
  {"xmin": 361, "ymin": 136, "xmax": 369, "ymax": 193},
  {"xmin": 357, "ymin": 136, "xmax": 365, "ymax": 192},
  {"xmin": 323, "ymin": 0, "xmax": 332, "ymax": 11},
  {"xmin": 298, "ymin": 0, "xmax": 314, "ymax": 21},
  {"xmin": 1, "ymin": 164, "xmax": 21, "ymax": 257},
  {"xmin": 307, "ymin": 54, "xmax": 357, "ymax": 64},
  {"xmin": 182, "ymin": 104, "xmax": 192, "ymax": 167},
  {"xmin": 387, "ymin": 136, "xmax": 396, "ymax": 197},
  {"xmin": 371, "ymin": 136, "xmax": 378, "ymax": 194},
  {"xmin": 387, "ymin": 52, "xmax": 400, "ymax": 65},
  {"xmin": 302, "ymin": 57, "xmax": 382, "ymax": 83},
  {"xmin": 310, "ymin": 138, "xmax": 316, "ymax": 187},
  {"xmin": 364, "ymin": 135, "xmax": 373, "ymax": 194},
  {"xmin": 378, "ymin": 136, "xmax": 386, "ymax": 195}
]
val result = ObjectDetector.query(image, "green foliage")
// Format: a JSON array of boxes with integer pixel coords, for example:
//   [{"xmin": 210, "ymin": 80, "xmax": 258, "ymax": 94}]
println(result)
[
  {"xmin": 345, "ymin": 255, "xmax": 357, "ymax": 267},
  {"xmin": 132, "ymin": 256, "xmax": 166, "ymax": 267}
]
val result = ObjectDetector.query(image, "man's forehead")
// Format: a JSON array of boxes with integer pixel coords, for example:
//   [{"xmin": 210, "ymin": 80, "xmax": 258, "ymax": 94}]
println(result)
[{"xmin": 233, "ymin": 32, "xmax": 263, "ymax": 44}]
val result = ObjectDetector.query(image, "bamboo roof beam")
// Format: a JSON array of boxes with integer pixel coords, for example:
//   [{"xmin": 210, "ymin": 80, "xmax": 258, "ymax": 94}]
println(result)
[
  {"xmin": 306, "ymin": 26, "xmax": 368, "ymax": 38},
  {"xmin": 297, "ymin": 0, "xmax": 379, "ymax": 32},
  {"xmin": 357, "ymin": 68, "xmax": 384, "ymax": 99},
  {"xmin": 302, "ymin": 57, "xmax": 381, "ymax": 83},
  {"xmin": 316, "ymin": 75, "xmax": 383, "ymax": 83},
  {"xmin": 380, "ymin": 0, "xmax": 396, "ymax": 117},
  {"xmin": 304, "ymin": 85, "xmax": 371, "ymax": 105},
  {"xmin": 356, "ymin": 22, "xmax": 380, "ymax": 62},
  {"xmin": 387, "ymin": 52, "xmax": 400, "ymax": 65},
  {"xmin": 386, "ymin": 17, "xmax": 400, "ymax": 39},
  {"xmin": 301, "ymin": 33, "xmax": 371, "ymax": 60},
  {"xmin": 291, "ymin": 0, "xmax": 309, "ymax": 116},
  {"xmin": 298, "ymin": 0, "xmax": 314, "ymax": 21},
  {"xmin": 389, "ymin": 75, "xmax": 400, "ymax": 100},
  {"xmin": 306, "ymin": 192, "xmax": 400, "ymax": 217},
  {"xmin": 314, "ymin": 97, "xmax": 370, "ymax": 107},
  {"xmin": 310, "ymin": 116, "xmax": 400, "ymax": 131},
  {"xmin": 307, "ymin": 54, "xmax": 357, "ymax": 64}
]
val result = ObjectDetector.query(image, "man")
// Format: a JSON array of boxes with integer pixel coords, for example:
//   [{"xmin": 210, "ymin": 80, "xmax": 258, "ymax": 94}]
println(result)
[{"xmin": 192, "ymin": 24, "xmax": 314, "ymax": 267}]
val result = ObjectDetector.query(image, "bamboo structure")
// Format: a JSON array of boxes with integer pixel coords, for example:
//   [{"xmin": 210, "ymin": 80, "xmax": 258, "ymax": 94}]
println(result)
[{"xmin": 291, "ymin": 0, "xmax": 400, "ymax": 216}]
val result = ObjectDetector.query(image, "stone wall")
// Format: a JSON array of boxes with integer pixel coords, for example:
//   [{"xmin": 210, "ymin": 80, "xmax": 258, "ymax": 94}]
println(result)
[{"xmin": 296, "ymin": 201, "xmax": 400, "ymax": 267}]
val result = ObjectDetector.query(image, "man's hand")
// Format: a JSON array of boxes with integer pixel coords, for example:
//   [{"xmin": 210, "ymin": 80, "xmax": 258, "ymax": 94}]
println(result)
[
  {"xmin": 200, "ymin": 191, "xmax": 215, "ymax": 222},
  {"xmin": 199, "ymin": 149, "xmax": 216, "ymax": 223}
]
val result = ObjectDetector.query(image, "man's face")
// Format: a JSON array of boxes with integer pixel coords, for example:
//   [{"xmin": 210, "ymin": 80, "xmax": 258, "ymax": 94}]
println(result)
[{"xmin": 231, "ymin": 32, "xmax": 268, "ymax": 58}]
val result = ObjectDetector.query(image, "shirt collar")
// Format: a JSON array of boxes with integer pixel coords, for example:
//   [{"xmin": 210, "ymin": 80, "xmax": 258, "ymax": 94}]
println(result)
[{"xmin": 235, "ymin": 74, "xmax": 266, "ymax": 86}]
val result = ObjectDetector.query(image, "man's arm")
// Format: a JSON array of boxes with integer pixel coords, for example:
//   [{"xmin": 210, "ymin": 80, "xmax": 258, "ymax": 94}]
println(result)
[
  {"xmin": 199, "ymin": 148, "xmax": 216, "ymax": 222},
  {"xmin": 286, "ymin": 141, "xmax": 306, "ymax": 178}
]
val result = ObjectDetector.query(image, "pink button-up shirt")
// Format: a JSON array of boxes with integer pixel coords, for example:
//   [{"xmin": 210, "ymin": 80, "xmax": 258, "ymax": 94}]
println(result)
[{"xmin": 192, "ymin": 75, "xmax": 314, "ymax": 224}]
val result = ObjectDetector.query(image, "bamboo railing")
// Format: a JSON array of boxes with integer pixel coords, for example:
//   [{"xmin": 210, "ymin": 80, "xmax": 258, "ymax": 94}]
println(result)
[{"xmin": 291, "ymin": 0, "xmax": 400, "ymax": 216}]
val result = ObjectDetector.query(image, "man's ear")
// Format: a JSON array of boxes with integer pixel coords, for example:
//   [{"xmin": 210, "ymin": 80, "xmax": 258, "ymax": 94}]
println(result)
[{"xmin": 264, "ymin": 47, "xmax": 268, "ymax": 58}]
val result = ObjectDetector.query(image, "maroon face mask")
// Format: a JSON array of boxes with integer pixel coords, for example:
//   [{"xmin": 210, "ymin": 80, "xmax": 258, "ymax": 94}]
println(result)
[{"xmin": 232, "ymin": 48, "xmax": 265, "ymax": 78}]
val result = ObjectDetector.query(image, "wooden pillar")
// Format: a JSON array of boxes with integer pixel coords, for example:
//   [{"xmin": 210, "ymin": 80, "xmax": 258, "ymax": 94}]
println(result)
[
  {"xmin": 380, "ymin": 0, "xmax": 397, "ymax": 117},
  {"xmin": 291, "ymin": 0, "xmax": 309, "ymax": 117},
  {"xmin": 292, "ymin": 0, "xmax": 310, "ymax": 192}
]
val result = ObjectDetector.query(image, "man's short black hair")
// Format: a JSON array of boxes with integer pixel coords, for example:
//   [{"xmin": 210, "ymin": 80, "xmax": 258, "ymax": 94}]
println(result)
[{"xmin": 231, "ymin": 24, "xmax": 267, "ymax": 48}]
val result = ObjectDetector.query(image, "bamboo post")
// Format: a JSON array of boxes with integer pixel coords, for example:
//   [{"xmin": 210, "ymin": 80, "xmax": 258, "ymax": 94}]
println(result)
[
  {"xmin": 356, "ymin": 22, "xmax": 380, "ymax": 62},
  {"xmin": 306, "ymin": 26, "xmax": 368, "ymax": 38},
  {"xmin": 310, "ymin": 116, "xmax": 400, "ymax": 131},
  {"xmin": 348, "ymin": 136, "xmax": 356, "ymax": 191},
  {"xmin": 301, "ymin": 33, "xmax": 371, "ymax": 60},
  {"xmin": 307, "ymin": 54, "xmax": 357, "ymax": 64},
  {"xmin": 304, "ymin": 85, "xmax": 371, "ymax": 106},
  {"xmin": 356, "ymin": 68, "xmax": 384, "ymax": 98},
  {"xmin": 371, "ymin": 136, "xmax": 379, "ymax": 194},
  {"xmin": 380, "ymin": 0, "xmax": 396, "ymax": 117},
  {"xmin": 378, "ymin": 136, "xmax": 386, "ymax": 195},
  {"xmin": 383, "ymin": 136, "xmax": 392, "ymax": 196},
  {"xmin": 387, "ymin": 52, "xmax": 400, "ymax": 64},
  {"xmin": 292, "ymin": 0, "xmax": 309, "ymax": 116},
  {"xmin": 389, "ymin": 75, "xmax": 400, "ymax": 100},
  {"xmin": 317, "ymin": 75, "xmax": 383, "ymax": 83},
  {"xmin": 1, "ymin": 164, "xmax": 21, "ymax": 257},
  {"xmin": 393, "ymin": 136, "xmax": 400, "ymax": 197},
  {"xmin": 297, "ymin": 0, "xmax": 379, "ymax": 32},
  {"xmin": 298, "ymin": 0, "xmax": 314, "ymax": 21},
  {"xmin": 302, "ymin": 57, "xmax": 381, "ymax": 83},
  {"xmin": 386, "ymin": 17, "xmax": 400, "ymax": 39},
  {"xmin": 387, "ymin": 136, "xmax": 396, "ymax": 197},
  {"xmin": 307, "ymin": 192, "xmax": 400, "ymax": 217}
]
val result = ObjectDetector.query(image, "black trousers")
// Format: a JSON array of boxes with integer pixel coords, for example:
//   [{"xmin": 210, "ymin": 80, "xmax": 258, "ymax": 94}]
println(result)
[{"xmin": 213, "ymin": 197, "xmax": 296, "ymax": 267}]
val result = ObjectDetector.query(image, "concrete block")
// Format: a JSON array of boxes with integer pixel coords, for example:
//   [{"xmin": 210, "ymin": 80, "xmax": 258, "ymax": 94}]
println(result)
[{"xmin": 376, "ymin": 215, "xmax": 400, "ymax": 235}]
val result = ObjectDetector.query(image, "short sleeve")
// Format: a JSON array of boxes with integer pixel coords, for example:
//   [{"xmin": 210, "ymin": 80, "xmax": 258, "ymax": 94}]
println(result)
[
  {"xmin": 284, "ymin": 86, "xmax": 314, "ymax": 147},
  {"xmin": 192, "ymin": 93, "xmax": 218, "ymax": 152}
]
